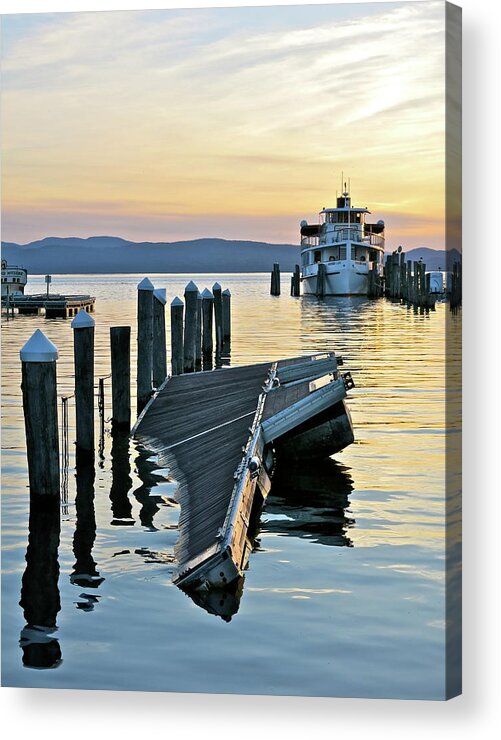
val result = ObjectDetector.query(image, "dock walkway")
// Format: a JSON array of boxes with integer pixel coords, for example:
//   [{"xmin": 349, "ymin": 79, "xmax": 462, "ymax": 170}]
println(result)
[{"xmin": 133, "ymin": 353, "xmax": 353, "ymax": 592}]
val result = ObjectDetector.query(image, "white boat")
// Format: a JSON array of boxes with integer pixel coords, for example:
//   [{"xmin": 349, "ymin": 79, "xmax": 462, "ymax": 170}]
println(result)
[
  {"xmin": 1, "ymin": 259, "xmax": 28, "ymax": 297},
  {"xmin": 300, "ymin": 183, "xmax": 385, "ymax": 296}
]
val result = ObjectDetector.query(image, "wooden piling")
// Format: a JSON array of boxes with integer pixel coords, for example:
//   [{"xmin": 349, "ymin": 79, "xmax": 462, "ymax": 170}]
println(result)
[
  {"xmin": 270, "ymin": 263, "xmax": 281, "ymax": 296},
  {"xmin": 212, "ymin": 282, "xmax": 223, "ymax": 354},
  {"xmin": 183, "ymin": 281, "xmax": 198, "ymax": 374},
  {"xmin": 316, "ymin": 263, "xmax": 326, "ymax": 297},
  {"xmin": 20, "ymin": 330, "xmax": 60, "ymax": 501},
  {"xmin": 201, "ymin": 288, "xmax": 214, "ymax": 369},
  {"xmin": 72, "ymin": 309, "xmax": 95, "ymax": 459},
  {"xmin": 222, "ymin": 288, "xmax": 231, "ymax": 343},
  {"xmin": 136, "ymin": 277, "xmax": 155, "ymax": 414},
  {"xmin": 195, "ymin": 292, "xmax": 203, "ymax": 371},
  {"xmin": 110, "ymin": 326, "xmax": 131, "ymax": 434},
  {"xmin": 291, "ymin": 264, "xmax": 301, "ymax": 297},
  {"xmin": 153, "ymin": 288, "xmax": 167, "ymax": 387},
  {"xmin": 170, "ymin": 296, "xmax": 184, "ymax": 376}
]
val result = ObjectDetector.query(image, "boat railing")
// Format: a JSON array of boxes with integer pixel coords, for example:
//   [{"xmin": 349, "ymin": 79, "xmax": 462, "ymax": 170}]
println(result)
[{"xmin": 301, "ymin": 230, "xmax": 384, "ymax": 249}]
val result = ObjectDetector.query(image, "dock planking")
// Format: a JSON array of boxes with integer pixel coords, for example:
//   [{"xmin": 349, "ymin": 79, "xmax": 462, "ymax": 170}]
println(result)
[{"xmin": 133, "ymin": 353, "xmax": 354, "ymax": 593}]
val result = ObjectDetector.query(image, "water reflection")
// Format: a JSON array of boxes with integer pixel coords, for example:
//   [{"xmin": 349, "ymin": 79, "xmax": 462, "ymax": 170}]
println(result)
[
  {"xmin": 19, "ymin": 503, "xmax": 62, "ymax": 669},
  {"xmin": 132, "ymin": 452, "xmax": 167, "ymax": 530},
  {"xmin": 179, "ymin": 458, "xmax": 355, "ymax": 621},
  {"xmin": 262, "ymin": 459, "xmax": 355, "ymax": 548},
  {"xmin": 109, "ymin": 433, "xmax": 135, "ymax": 526},
  {"xmin": 71, "ymin": 463, "xmax": 104, "ymax": 593}
]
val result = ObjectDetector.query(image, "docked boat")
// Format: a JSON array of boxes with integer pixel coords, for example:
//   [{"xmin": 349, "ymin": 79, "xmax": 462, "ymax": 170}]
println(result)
[
  {"xmin": 300, "ymin": 183, "xmax": 385, "ymax": 296},
  {"xmin": 1, "ymin": 259, "xmax": 27, "ymax": 297}
]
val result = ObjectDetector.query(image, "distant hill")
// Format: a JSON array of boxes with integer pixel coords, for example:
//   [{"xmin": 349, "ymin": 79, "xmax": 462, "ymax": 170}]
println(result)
[
  {"xmin": 1, "ymin": 236, "xmax": 460, "ymax": 274},
  {"xmin": 1, "ymin": 236, "xmax": 300, "ymax": 274}
]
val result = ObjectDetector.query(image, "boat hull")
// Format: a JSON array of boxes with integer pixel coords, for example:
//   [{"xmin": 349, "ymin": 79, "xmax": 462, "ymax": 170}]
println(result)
[{"xmin": 302, "ymin": 263, "xmax": 370, "ymax": 296}]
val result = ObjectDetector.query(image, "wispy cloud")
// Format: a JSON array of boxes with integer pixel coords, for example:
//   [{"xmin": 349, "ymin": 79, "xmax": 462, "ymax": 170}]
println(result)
[{"xmin": 1, "ymin": 2, "xmax": 446, "ymax": 246}]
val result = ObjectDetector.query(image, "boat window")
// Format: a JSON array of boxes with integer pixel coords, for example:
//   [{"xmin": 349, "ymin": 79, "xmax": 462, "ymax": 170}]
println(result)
[{"xmin": 314, "ymin": 250, "xmax": 322, "ymax": 263}]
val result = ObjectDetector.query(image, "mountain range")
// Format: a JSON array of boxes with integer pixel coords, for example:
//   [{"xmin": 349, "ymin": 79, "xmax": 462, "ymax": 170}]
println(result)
[{"xmin": 1, "ymin": 236, "xmax": 460, "ymax": 274}]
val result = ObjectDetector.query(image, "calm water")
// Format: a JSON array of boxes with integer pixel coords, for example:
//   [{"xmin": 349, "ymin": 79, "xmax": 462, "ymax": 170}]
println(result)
[{"xmin": 1, "ymin": 274, "xmax": 461, "ymax": 698}]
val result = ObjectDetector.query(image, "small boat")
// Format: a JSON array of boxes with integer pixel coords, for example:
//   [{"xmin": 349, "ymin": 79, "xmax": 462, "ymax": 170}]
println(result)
[
  {"xmin": 300, "ymin": 181, "xmax": 385, "ymax": 296},
  {"xmin": 1, "ymin": 259, "xmax": 27, "ymax": 297}
]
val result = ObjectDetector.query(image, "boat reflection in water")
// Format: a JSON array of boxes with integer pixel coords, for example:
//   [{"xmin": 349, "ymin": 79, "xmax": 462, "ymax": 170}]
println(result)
[
  {"xmin": 179, "ymin": 457, "xmax": 355, "ymax": 620},
  {"xmin": 19, "ymin": 503, "xmax": 62, "ymax": 669}
]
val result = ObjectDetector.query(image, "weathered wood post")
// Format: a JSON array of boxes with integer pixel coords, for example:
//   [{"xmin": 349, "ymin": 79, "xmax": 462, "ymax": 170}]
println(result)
[
  {"xmin": 136, "ymin": 277, "xmax": 155, "ymax": 414},
  {"xmin": 222, "ymin": 288, "xmax": 231, "ymax": 344},
  {"xmin": 110, "ymin": 326, "xmax": 131, "ymax": 434},
  {"xmin": 153, "ymin": 288, "xmax": 167, "ymax": 388},
  {"xmin": 384, "ymin": 255, "xmax": 391, "ymax": 296},
  {"xmin": 212, "ymin": 282, "xmax": 223, "ymax": 354},
  {"xmin": 316, "ymin": 263, "xmax": 326, "ymax": 297},
  {"xmin": 201, "ymin": 288, "xmax": 214, "ymax": 369},
  {"xmin": 170, "ymin": 297, "xmax": 184, "ymax": 376},
  {"xmin": 195, "ymin": 291, "xmax": 203, "ymax": 371},
  {"xmin": 20, "ymin": 329, "xmax": 60, "ymax": 501},
  {"xmin": 290, "ymin": 264, "xmax": 300, "ymax": 296},
  {"xmin": 400, "ymin": 251, "xmax": 406, "ymax": 299},
  {"xmin": 72, "ymin": 309, "xmax": 95, "ymax": 460},
  {"xmin": 406, "ymin": 260, "xmax": 412, "ymax": 302},
  {"xmin": 271, "ymin": 263, "xmax": 281, "ymax": 296},
  {"xmin": 183, "ymin": 281, "xmax": 198, "ymax": 373}
]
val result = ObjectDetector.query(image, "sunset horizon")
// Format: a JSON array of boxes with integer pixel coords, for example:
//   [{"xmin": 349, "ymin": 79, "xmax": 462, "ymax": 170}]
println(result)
[{"xmin": 1, "ymin": 2, "xmax": 448, "ymax": 250}]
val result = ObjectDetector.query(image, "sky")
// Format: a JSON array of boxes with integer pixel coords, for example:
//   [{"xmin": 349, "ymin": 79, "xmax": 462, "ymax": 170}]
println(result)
[{"xmin": 1, "ymin": 2, "xmax": 448, "ymax": 249}]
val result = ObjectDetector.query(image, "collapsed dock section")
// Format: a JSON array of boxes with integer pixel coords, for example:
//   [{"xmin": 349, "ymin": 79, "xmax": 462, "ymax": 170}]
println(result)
[{"xmin": 133, "ymin": 353, "xmax": 355, "ymax": 597}]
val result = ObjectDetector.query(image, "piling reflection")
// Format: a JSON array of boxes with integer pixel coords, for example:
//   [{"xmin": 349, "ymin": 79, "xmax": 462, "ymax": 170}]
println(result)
[
  {"xmin": 109, "ymin": 433, "xmax": 134, "ymax": 526},
  {"xmin": 132, "ymin": 452, "xmax": 165, "ymax": 530},
  {"xmin": 71, "ymin": 463, "xmax": 104, "ymax": 596},
  {"xmin": 19, "ymin": 504, "xmax": 62, "ymax": 669},
  {"xmin": 263, "ymin": 459, "xmax": 355, "ymax": 548}
]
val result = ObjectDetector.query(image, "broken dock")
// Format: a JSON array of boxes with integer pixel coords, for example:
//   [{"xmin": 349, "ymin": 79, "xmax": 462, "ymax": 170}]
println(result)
[{"xmin": 133, "ymin": 352, "xmax": 354, "ymax": 596}]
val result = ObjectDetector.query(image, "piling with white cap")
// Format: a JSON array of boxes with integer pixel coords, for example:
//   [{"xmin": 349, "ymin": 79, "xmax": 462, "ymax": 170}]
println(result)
[
  {"xmin": 171, "ymin": 297, "xmax": 184, "ymax": 376},
  {"xmin": 222, "ymin": 288, "xmax": 231, "ymax": 344},
  {"xmin": 201, "ymin": 288, "xmax": 214, "ymax": 370},
  {"xmin": 153, "ymin": 288, "xmax": 167, "ymax": 387},
  {"xmin": 20, "ymin": 330, "xmax": 60, "ymax": 501},
  {"xmin": 183, "ymin": 281, "xmax": 198, "ymax": 373},
  {"xmin": 72, "ymin": 308, "xmax": 95, "ymax": 460},
  {"xmin": 137, "ymin": 277, "xmax": 155, "ymax": 413},
  {"xmin": 110, "ymin": 326, "xmax": 131, "ymax": 434}
]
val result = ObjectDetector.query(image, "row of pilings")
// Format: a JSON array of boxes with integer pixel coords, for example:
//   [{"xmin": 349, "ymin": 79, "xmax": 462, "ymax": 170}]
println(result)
[
  {"xmin": 382, "ymin": 251, "xmax": 436, "ymax": 309},
  {"xmin": 270, "ymin": 263, "xmax": 301, "ymax": 297},
  {"xmin": 20, "ymin": 276, "xmax": 232, "ymax": 510}
]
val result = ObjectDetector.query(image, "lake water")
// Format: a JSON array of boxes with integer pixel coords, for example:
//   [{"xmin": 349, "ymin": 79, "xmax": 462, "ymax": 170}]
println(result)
[{"xmin": 1, "ymin": 273, "xmax": 461, "ymax": 698}]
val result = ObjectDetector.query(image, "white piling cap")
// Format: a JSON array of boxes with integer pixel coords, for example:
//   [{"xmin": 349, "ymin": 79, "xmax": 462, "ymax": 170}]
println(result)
[
  {"xmin": 171, "ymin": 296, "xmax": 184, "ymax": 307},
  {"xmin": 222, "ymin": 288, "xmax": 231, "ymax": 296},
  {"xmin": 71, "ymin": 308, "xmax": 95, "ymax": 329},
  {"xmin": 184, "ymin": 280, "xmax": 198, "ymax": 293},
  {"xmin": 201, "ymin": 288, "xmax": 213, "ymax": 299},
  {"xmin": 138, "ymin": 277, "xmax": 154, "ymax": 291},
  {"xmin": 212, "ymin": 282, "xmax": 221, "ymax": 291},
  {"xmin": 20, "ymin": 329, "xmax": 58, "ymax": 363},
  {"xmin": 153, "ymin": 288, "xmax": 167, "ymax": 305}
]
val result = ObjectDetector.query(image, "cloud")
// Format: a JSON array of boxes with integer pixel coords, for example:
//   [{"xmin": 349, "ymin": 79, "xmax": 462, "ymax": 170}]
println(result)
[{"xmin": 1, "ymin": 2, "xmax": 447, "ymax": 244}]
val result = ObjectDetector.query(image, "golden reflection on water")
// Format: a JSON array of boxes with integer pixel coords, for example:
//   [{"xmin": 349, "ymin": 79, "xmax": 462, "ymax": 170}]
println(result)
[{"xmin": 1, "ymin": 273, "xmax": 461, "ymax": 697}]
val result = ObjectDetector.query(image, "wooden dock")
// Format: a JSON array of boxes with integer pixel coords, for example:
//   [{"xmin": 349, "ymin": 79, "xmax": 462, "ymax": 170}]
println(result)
[
  {"xmin": 133, "ymin": 353, "xmax": 354, "ymax": 595},
  {"xmin": 3, "ymin": 293, "xmax": 95, "ymax": 318}
]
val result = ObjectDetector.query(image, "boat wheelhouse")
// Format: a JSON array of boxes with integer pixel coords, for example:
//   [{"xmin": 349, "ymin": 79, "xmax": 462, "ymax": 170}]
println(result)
[
  {"xmin": 300, "ymin": 184, "xmax": 385, "ymax": 296},
  {"xmin": 1, "ymin": 260, "xmax": 28, "ymax": 297}
]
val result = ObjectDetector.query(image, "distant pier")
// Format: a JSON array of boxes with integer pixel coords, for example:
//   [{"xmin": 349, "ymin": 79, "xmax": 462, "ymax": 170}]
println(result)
[{"xmin": 2, "ymin": 293, "xmax": 95, "ymax": 318}]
